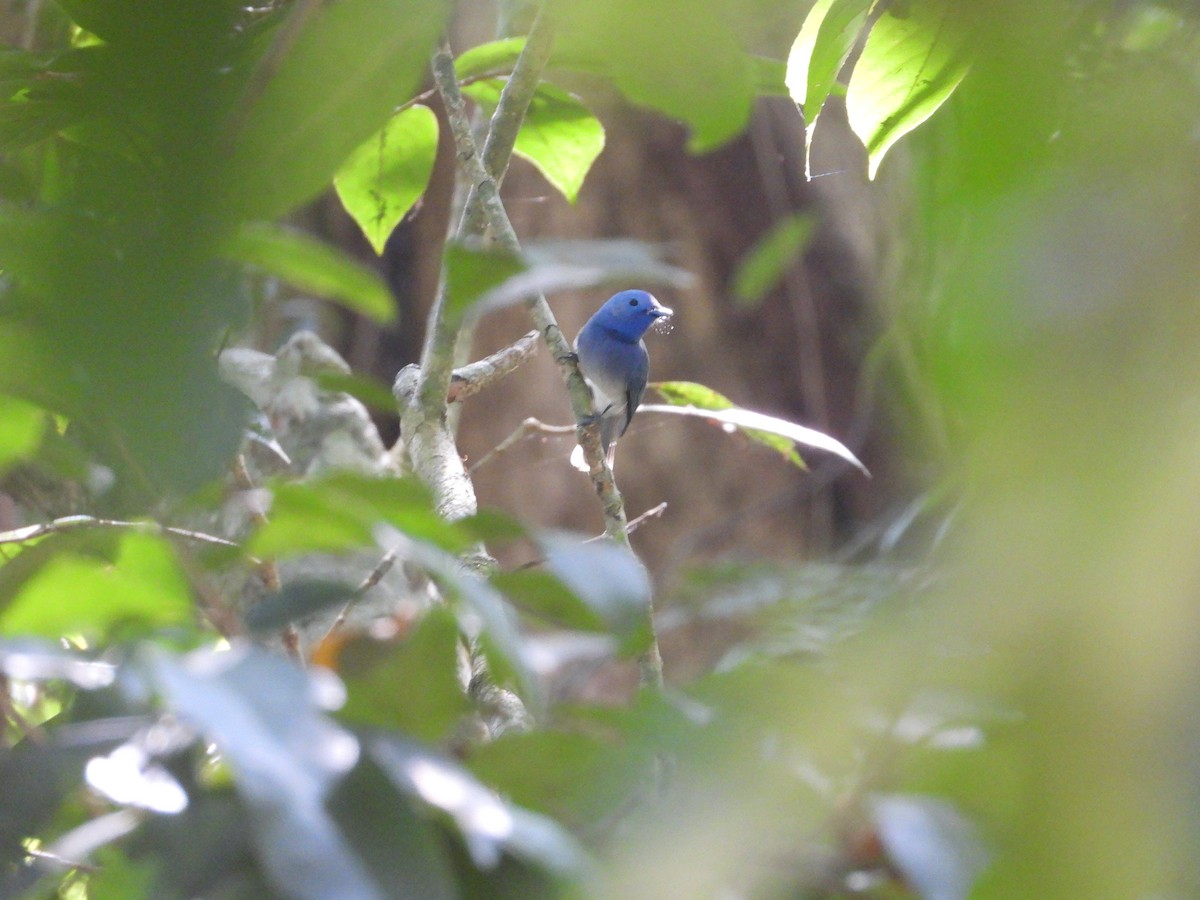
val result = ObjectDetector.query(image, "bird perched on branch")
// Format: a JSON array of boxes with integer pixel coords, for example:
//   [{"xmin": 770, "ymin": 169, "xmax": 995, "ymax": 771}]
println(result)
[{"xmin": 574, "ymin": 289, "xmax": 673, "ymax": 469}]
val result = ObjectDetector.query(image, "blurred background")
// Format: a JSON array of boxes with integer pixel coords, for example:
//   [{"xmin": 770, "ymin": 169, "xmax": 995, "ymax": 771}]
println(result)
[{"xmin": 1, "ymin": 0, "xmax": 1200, "ymax": 896}]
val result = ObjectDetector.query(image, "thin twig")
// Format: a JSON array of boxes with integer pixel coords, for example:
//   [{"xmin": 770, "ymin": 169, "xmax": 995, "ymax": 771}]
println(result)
[
  {"xmin": 469, "ymin": 417, "xmax": 576, "ymax": 474},
  {"xmin": 320, "ymin": 545, "xmax": 403, "ymax": 641},
  {"xmin": 0, "ymin": 515, "xmax": 247, "ymax": 553}
]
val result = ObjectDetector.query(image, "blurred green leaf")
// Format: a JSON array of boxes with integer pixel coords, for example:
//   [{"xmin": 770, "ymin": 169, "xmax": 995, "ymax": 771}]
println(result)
[
  {"xmin": 146, "ymin": 646, "xmax": 378, "ymax": 900},
  {"xmin": 334, "ymin": 104, "xmax": 439, "ymax": 255},
  {"xmin": 223, "ymin": 0, "xmax": 450, "ymax": 220},
  {"xmin": 556, "ymin": 0, "xmax": 755, "ymax": 152},
  {"xmin": 336, "ymin": 607, "xmax": 470, "ymax": 742},
  {"xmin": 252, "ymin": 472, "xmax": 467, "ymax": 558},
  {"xmin": 244, "ymin": 580, "xmax": 356, "ymax": 634},
  {"xmin": 462, "ymin": 79, "xmax": 605, "ymax": 204},
  {"xmin": 366, "ymin": 733, "xmax": 588, "ymax": 875},
  {"xmin": 468, "ymin": 730, "xmax": 622, "ymax": 829},
  {"xmin": 846, "ymin": 0, "xmax": 972, "ymax": 179},
  {"xmin": 227, "ymin": 223, "xmax": 395, "ymax": 324},
  {"xmin": 0, "ymin": 532, "xmax": 192, "ymax": 639},
  {"xmin": 493, "ymin": 535, "xmax": 651, "ymax": 654},
  {"xmin": 314, "ymin": 372, "xmax": 399, "ymax": 413},
  {"xmin": 871, "ymin": 794, "xmax": 989, "ymax": 900},
  {"xmin": 469, "ymin": 239, "xmax": 691, "ymax": 314},
  {"xmin": 443, "ymin": 241, "xmax": 527, "ymax": 320},
  {"xmin": 731, "ymin": 213, "xmax": 816, "ymax": 306},
  {"xmin": 493, "ymin": 568, "xmax": 604, "ymax": 632},
  {"xmin": 455, "ymin": 38, "xmax": 525, "ymax": 79},
  {"xmin": 0, "ymin": 395, "xmax": 45, "ymax": 472},
  {"xmin": 327, "ymin": 756, "xmax": 458, "ymax": 899},
  {"xmin": 539, "ymin": 533, "xmax": 652, "ymax": 654}
]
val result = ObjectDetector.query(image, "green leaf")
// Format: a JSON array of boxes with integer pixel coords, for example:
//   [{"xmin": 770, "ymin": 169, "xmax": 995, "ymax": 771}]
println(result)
[
  {"xmin": 223, "ymin": 0, "xmax": 451, "ymax": 220},
  {"xmin": 251, "ymin": 472, "xmax": 467, "ymax": 558},
  {"xmin": 556, "ymin": 0, "xmax": 755, "ymax": 153},
  {"xmin": 226, "ymin": 223, "xmax": 394, "ymax": 324},
  {"xmin": 455, "ymin": 38, "xmax": 526, "ymax": 80},
  {"xmin": 366, "ymin": 733, "xmax": 588, "ymax": 875},
  {"xmin": 646, "ymin": 386, "xmax": 873, "ymax": 474},
  {"xmin": 326, "ymin": 757, "xmax": 458, "ymax": 899},
  {"xmin": 466, "ymin": 239, "xmax": 691, "ymax": 315},
  {"xmin": 786, "ymin": 0, "xmax": 873, "ymax": 176},
  {"xmin": 462, "ymin": 80, "xmax": 605, "ymax": 204},
  {"xmin": 731, "ymin": 213, "xmax": 816, "ymax": 306},
  {"xmin": 334, "ymin": 105, "xmax": 439, "ymax": 255},
  {"xmin": 314, "ymin": 372, "xmax": 398, "ymax": 413},
  {"xmin": 493, "ymin": 535, "xmax": 651, "ymax": 654},
  {"xmin": 846, "ymin": 0, "xmax": 972, "ymax": 179},
  {"xmin": 244, "ymin": 579, "xmax": 356, "ymax": 634},
  {"xmin": 145, "ymin": 646, "xmax": 380, "ymax": 900},
  {"xmin": 539, "ymin": 533, "xmax": 651, "ymax": 654},
  {"xmin": 0, "ymin": 395, "xmax": 45, "ymax": 472},
  {"xmin": 870, "ymin": 794, "xmax": 989, "ymax": 900},
  {"xmin": 336, "ymin": 607, "xmax": 470, "ymax": 742},
  {"xmin": 787, "ymin": 0, "xmax": 873, "ymax": 122},
  {"xmin": 750, "ymin": 55, "xmax": 789, "ymax": 97},
  {"xmin": 0, "ymin": 532, "xmax": 193, "ymax": 639},
  {"xmin": 650, "ymin": 381, "xmax": 806, "ymax": 469},
  {"xmin": 653, "ymin": 380, "xmax": 738, "ymax": 410},
  {"xmin": 443, "ymin": 241, "xmax": 527, "ymax": 321}
]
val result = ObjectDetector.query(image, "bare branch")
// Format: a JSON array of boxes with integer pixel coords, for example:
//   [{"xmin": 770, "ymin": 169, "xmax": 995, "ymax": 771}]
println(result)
[
  {"xmin": 447, "ymin": 329, "xmax": 540, "ymax": 403},
  {"xmin": 469, "ymin": 417, "xmax": 576, "ymax": 474}
]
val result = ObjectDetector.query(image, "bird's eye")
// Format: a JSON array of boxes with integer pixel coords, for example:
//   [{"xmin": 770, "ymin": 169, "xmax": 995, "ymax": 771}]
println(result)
[{"xmin": 628, "ymin": 298, "xmax": 639, "ymax": 306}]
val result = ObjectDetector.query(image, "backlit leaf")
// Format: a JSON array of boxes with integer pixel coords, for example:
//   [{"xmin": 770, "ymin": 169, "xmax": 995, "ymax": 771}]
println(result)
[
  {"xmin": 462, "ymin": 80, "xmax": 604, "ymax": 204},
  {"xmin": 334, "ymin": 105, "xmax": 439, "ymax": 255},
  {"xmin": 846, "ymin": 0, "xmax": 972, "ymax": 179}
]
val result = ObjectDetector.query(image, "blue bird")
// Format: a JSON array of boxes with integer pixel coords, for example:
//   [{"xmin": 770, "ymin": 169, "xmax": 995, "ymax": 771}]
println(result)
[{"xmin": 574, "ymin": 289, "xmax": 673, "ymax": 468}]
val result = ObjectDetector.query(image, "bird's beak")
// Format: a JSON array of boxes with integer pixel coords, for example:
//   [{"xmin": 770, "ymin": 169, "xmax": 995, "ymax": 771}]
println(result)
[{"xmin": 651, "ymin": 304, "xmax": 673, "ymax": 318}]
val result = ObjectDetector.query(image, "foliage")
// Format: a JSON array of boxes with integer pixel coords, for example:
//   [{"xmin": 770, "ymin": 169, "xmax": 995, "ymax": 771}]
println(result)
[{"xmin": 0, "ymin": 1, "xmax": 1198, "ymax": 899}]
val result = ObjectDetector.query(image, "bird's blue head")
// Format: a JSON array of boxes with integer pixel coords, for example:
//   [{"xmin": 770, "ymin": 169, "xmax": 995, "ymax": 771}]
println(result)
[{"xmin": 592, "ymin": 289, "xmax": 673, "ymax": 342}]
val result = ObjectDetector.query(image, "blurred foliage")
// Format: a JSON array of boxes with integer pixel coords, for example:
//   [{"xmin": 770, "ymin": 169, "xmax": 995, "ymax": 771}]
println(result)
[{"xmin": 0, "ymin": 0, "xmax": 1197, "ymax": 899}]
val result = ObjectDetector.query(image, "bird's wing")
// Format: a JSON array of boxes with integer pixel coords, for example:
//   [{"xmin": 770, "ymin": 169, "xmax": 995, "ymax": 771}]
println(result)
[{"xmin": 620, "ymin": 344, "xmax": 650, "ymax": 437}]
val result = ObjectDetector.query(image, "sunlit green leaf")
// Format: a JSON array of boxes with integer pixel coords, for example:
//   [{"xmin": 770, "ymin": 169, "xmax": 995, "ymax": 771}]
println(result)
[
  {"xmin": 846, "ymin": 0, "xmax": 972, "ymax": 179},
  {"xmin": 334, "ymin": 105, "xmax": 439, "ymax": 255},
  {"xmin": 223, "ymin": 0, "xmax": 450, "ymax": 219},
  {"xmin": 226, "ymin": 223, "xmax": 395, "ymax": 324},
  {"xmin": 0, "ymin": 395, "xmax": 45, "ymax": 472},
  {"xmin": 731, "ymin": 213, "xmax": 816, "ymax": 306},
  {"xmin": 462, "ymin": 80, "xmax": 604, "ymax": 204},
  {"xmin": 787, "ymin": 0, "xmax": 873, "ymax": 176},
  {"xmin": 0, "ymin": 532, "xmax": 192, "ymax": 639}
]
